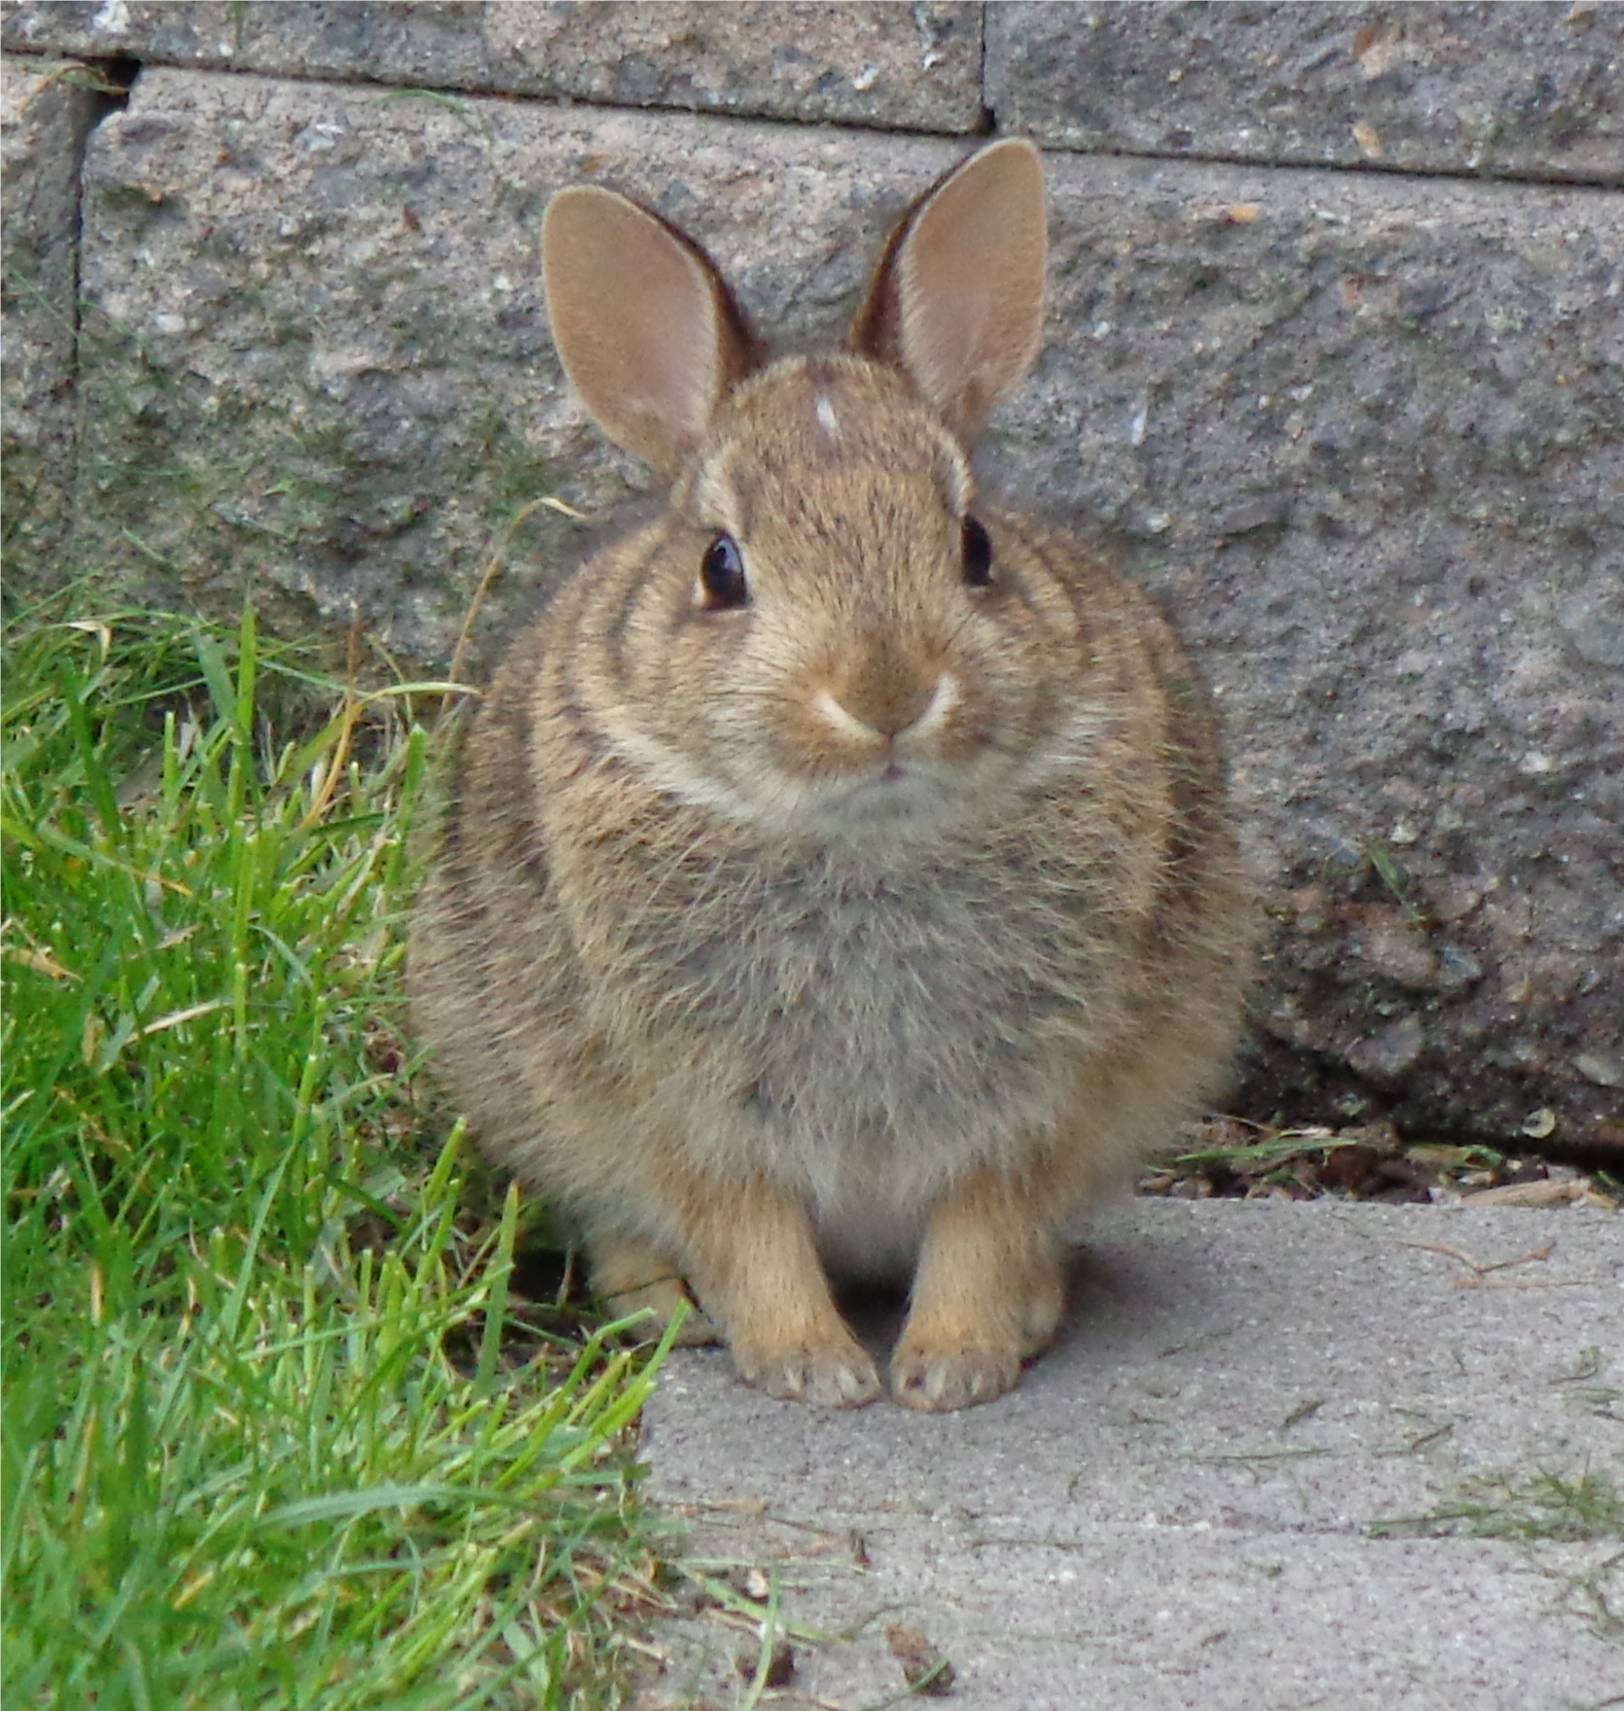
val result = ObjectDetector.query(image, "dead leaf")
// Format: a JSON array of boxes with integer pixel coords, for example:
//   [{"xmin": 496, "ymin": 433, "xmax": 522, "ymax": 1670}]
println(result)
[
  {"xmin": 733, "ymin": 1636, "xmax": 794, "ymax": 1687},
  {"xmin": 1465, "ymin": 1179, "xmax": 1583, "ymax": 1209},
  {"xmin": 131, "ymin": 999, "xmax": 230, "ymax": 1041},
  {"xmin": 66, "ymin": 618, "xmax": 114, "ymax": 657},
  {"xmin": 886, "ymin": 1624, "xmax": 956, "ymax": 1696},
  {"xmin": 5, "ymin": 944, "xmax": 76, "ymax": 981}
]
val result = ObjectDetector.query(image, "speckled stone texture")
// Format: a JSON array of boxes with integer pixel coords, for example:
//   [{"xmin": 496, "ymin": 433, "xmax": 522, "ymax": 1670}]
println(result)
[
  {"xmin": 71, "ymin": 70, "xmax": 1624, "ymax": 1152},
  {"xmin": 987, "ymin": 1, "xmax": 1624, "ymax": 185},
  {"xmin": 0, "ymin": 1, "xmax": 984, "ymax": 132},
  {"xmin": 1, "ymin": 55, "xmax": 98, "ymax": 586},
  {"xmin": 637, "ymin": 1202, "xmax": 1624, "ymax": 1710}
]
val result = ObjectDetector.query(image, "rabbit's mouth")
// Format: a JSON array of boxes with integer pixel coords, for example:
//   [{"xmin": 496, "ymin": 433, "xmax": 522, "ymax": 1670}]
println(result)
[{"xmin": 819, "ymin": 758, "xmax": 956, "ymax": 831}]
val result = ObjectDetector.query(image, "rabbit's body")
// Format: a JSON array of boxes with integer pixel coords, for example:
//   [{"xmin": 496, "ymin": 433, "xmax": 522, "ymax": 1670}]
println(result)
[{"xmin": 409, "ymin": 151, "xmax": 1254, "ymax": 1411}]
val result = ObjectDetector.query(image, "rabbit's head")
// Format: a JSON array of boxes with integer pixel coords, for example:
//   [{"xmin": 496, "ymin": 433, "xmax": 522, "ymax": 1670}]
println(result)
[{"xmin": 541, "ymin": 141, "xmax": 1085, "ymax": 847}]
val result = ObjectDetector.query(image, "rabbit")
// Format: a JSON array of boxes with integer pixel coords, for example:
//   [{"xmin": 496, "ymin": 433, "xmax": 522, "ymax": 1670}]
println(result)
[{"xmin": 407, "ymin": 138, "xmax": 1255, "ymax": 1412}]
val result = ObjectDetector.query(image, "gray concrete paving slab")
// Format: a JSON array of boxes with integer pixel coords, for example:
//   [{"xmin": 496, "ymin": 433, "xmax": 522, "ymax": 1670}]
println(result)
[{"xmin": 637, "ymin": 1202, "xmax": 1623, "ymax": 1709}]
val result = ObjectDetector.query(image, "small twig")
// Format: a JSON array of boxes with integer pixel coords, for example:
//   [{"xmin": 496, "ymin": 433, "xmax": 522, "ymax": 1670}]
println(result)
[
  {"xmin": 446, "ymin": 496, "xmax": 586, "ymax": 710},
  {"xmin": 300, "ymin": 606, "xmax": 363, "ymax": 829},
  {"xmin": 1399, "ymin": 1239, "xmax": 1556, "ymax": 1277}
]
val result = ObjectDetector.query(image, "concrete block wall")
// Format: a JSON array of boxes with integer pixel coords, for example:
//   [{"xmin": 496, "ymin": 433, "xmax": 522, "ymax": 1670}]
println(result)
[
  {"xmin": 3, "ymin": 3, "xmax": 1620, "ymax": 1156},
  {"xmin": 1, "ymin": 54, "xmax": 97, "ymax": 570}
]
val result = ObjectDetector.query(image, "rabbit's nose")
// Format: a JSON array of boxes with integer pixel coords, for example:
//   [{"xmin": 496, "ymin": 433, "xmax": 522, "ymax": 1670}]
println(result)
[{"xmin": 817, "ymin": 666, "xmax": 956, "ymax": 742}]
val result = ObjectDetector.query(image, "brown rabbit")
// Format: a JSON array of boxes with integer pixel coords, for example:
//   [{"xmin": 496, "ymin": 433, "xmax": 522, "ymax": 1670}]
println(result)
[{"xmin": 408, "ymin": 139, "xmax": 1254, "ymax": 1411}]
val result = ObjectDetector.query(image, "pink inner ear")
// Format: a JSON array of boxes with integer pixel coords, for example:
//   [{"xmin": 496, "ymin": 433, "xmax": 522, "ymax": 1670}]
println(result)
[
  {"xmin": 891, "ymin": 141, "xmax": 1047, "ymax": 439},
  {"xmin": 600, "ymin": 225, "xmax": 720, "ymax": 449},
  {"xmin": 903, "ymin": 195, "xmax": 1004, "ymax": 376},
  {"xmin": 544, "ymin": 188, "xmax": 728, "ymax": 473},
  {"xmin": 900, "ymin": 252, "xmax": 990, "ymax": 417}
]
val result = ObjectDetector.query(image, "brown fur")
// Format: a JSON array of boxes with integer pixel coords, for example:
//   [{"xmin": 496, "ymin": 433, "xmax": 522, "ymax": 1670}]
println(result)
[{"xmin": 408, "ymin": 141, "xmax": 1256, "ymax": 1411}]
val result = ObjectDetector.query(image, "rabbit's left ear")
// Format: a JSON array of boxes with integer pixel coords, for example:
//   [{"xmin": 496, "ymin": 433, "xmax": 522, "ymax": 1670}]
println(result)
[
  {"xmin": 543, "ymin": 186, "xmax": 763, "ymax": 477},
  {"xmin": 850, "ymin": 138, "xmax": 1047, "ymax": 445}
]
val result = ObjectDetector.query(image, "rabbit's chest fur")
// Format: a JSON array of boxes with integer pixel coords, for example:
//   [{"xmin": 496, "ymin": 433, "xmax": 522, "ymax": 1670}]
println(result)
[{"xmin": 573, "ymin": 837, "xmax": 1114, "ymax": 1273}]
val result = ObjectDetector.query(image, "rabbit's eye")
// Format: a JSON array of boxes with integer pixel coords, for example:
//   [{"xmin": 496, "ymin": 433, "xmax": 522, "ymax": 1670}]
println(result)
[
  {"xmin": 961, "ymin": 515, "xmax": 994, "ymax": 587},
  {"xmin": 699, "ymin": 533, "xmax": 749, "ymax": 609}
]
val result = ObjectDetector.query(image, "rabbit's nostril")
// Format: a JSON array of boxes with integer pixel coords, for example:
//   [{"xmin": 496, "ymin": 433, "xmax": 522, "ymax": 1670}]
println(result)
[
  {"xmin": 913, "ymin": 672, "xmax": 960, "ymax": 735},
  {"xmin": 813, "ymin": 689, "xmax": 886, "ymax": 743}
]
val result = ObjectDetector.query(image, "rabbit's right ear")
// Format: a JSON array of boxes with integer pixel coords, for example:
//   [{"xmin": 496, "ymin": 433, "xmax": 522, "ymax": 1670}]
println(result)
[
  {"xmin": 542, "ymin": 187, "xmax": 763, "ymax": 477},
  {"xmin": 850, "ymin": 139, "xmax": 1047, "ymax": 445}
]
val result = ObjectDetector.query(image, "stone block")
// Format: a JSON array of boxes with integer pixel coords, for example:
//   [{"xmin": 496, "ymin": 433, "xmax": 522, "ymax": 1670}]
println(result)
[
  {"xmin": 1, "ymin": 1, "xmax": 983, "ymax": 132},
  {"xmin": 988, "ymin": 2, "xmax": 1624, "ymax": 184},
  {"xmin": 75, "ymin": 70, "xmax": 1624, "ymax": 1149},
  {"xmin": 1, "ymin": 55, "xmax": 99, "ymax": 589}
]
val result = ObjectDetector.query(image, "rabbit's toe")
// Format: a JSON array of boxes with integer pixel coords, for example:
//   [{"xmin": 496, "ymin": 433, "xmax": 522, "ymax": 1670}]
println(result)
[
  {"xmin": 889, "ymin": 1336, "xmax": 1023, "ymax": 1412},
  {"xmin": 732, "ymin": 1331, "xmax": 883, "ymax": 1409}
]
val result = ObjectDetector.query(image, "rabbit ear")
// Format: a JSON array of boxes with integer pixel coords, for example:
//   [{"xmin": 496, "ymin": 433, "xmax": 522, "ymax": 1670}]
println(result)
[
  {"xmin": 850, "ymin": 138, "xmax": 1047, "ymax": 444},
  {"xmin": 542, "ymin": 187, "xmax": 763, "ymax": 476}
]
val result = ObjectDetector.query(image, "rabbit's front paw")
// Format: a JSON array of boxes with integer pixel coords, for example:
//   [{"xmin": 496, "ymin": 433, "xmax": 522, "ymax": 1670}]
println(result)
[
  {"xmin": 889, "ymin": 1334, "xmax": 1023, "ymax": 1412},
  {"xmin": 732, "ymin": 1327, "xmax": 883, "ymax": 1409}
]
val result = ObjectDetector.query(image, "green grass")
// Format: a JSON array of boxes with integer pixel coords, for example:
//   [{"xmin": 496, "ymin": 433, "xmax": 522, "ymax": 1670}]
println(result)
[
  {"xmin": 1, "ymin": 606, "xmax": 681, "ymax": 1709},
  {"xmin": 1369, "ymin": 1469, "xmax": 1624, "ymax": 1544}
]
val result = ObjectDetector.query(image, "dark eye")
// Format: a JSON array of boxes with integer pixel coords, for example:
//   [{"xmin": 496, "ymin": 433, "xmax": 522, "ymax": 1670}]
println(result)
[
  {"xmin": 699, "ymin": 532, "xmax": 748, "ymax": 609},
  {"xmin": 961, "ymin": 515, "xmax": 993, "ymax": 587}
]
